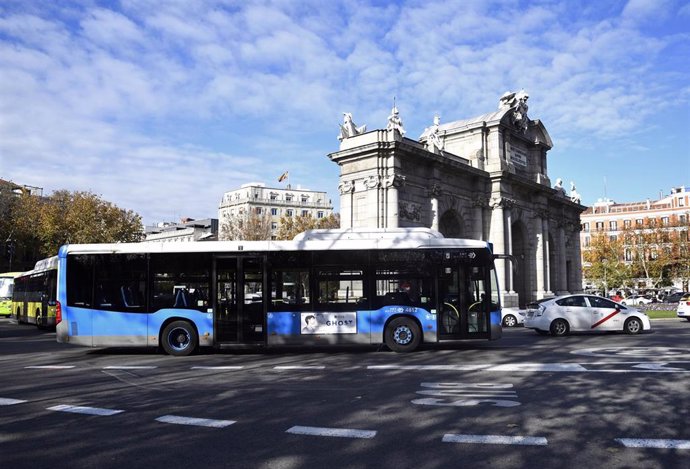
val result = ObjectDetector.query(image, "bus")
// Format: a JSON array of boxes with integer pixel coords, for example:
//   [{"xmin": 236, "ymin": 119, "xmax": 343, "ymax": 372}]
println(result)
[
  {"xmin": 0, "ymin": 272, "xmax": 22, "ymax": 317},
  {"xmin": 56, "ymin": 228, "xmax": 504, "ymax": 355},
  {"xmin": 13, "ymin": 256, "xmax": 59, "ymax": 328}
]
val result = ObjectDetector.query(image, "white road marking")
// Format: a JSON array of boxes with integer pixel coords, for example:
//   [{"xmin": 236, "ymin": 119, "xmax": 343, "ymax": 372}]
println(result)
[
  {"xmin": 102, "ymin": 366, "xmax": 157, "ymax": 370},
  {"xmin": 47, "ymin": 404, "xmax": 124, "ymax": 416},
  {"xmin": 287, "ymin": 426, "xmax": 376, "ymax": 439},
  {"xmin": 191, "ymin": 366, "xmax": 244, "ymax": 370},
  {"xmin": 488, "ymin": 363, "xmax": 587, "ymax": 372},
  {"xmin": 274, "ymin": 366, "xmax": 326, "ymax": 370},
  {"xmin": 443, "ymin": 434, "xmax": 548, "ymax": 446},
  {"xmin": 155, "ymin": 415, "xmax": 236, "ymax": 428},
  {"xmin": 0, "ymin": 398, "xmax": 27, "ymax": 405},
  {"xmin": 25, "ymin": 365, "xmax": 75, "ymax": 369},
  {"xmin": 616, "ymin": 438, "xmax": 690, "ymax": 449},
  {"xmin": 368, "ymin": 365, "xmax": 490, "ymax": 371}
]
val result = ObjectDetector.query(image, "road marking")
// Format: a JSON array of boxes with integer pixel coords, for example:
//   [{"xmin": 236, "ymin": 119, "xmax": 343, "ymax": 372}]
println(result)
[
  {"xmin": 102, "ymin": 366, "xmax": 157, "ymax": 370},
  {"xmin": 25, "ymin": 365, "xmax": 75, "ymax": 369},
  {"xmin": 0, "ymin": 398, "xmax": 27, "ymax": 405},
  {"xmin": 47, "ymin": 404, "xmax": 123, "ymax": 416},
  {"xmin": 274, "ymin": 366, "xmax": 326, "ymax": 370},
  {"xmin": 368, "ymin": 365, "xmax": 490, "ymax": 371},
  {"xmin": 443, "ymin": 434, "xmax": 548, "ymax": 446},
  {"xmin": 155, "ymin": 415, "xmax": 236, "ymax": 428},
  {"xmin": 488, "ymin": 363, "xmax": 587, "ymax": 372},
  {"xmin": 287, "ymin": 426, "xmax": 376, "ymax": 439},
  {"xmin": 191, "ymin": 366, "xmax": 244, "ymax": 370},
  {"xmin": 616, "ymin": 438, "xmax": 690, "ymax": 449}
]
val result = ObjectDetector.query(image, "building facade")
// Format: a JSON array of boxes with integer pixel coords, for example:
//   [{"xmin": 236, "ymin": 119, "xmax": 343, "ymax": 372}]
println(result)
[
  {"xmin": 580, "ymin": 186, "xmax": 690, "ymax": 290},
  {"xmin": 328, "ymin": 91, "xmax": 585, "ymax": 308},
  {"xmin": 144, "ymin": 218, "xmax": 219, "ymax": 242},
  {"xmin": 218, "ymin": 183, "xmax": 333, "ymax": 239}
]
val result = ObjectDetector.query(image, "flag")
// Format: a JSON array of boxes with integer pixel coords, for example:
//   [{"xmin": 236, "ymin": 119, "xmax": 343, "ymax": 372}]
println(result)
[{"xmin": 278, "ymin": 171, "xmax": 288, "ymax": 182}]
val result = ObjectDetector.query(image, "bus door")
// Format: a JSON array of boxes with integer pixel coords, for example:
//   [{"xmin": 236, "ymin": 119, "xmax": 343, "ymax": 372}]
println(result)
[
  {"xmin": 214, "ymin": 256, "xmax": 266, "ymax": 344},
  {"xmin": 437, "ymin": 264, "xmax": 489, "ymax": 340}
]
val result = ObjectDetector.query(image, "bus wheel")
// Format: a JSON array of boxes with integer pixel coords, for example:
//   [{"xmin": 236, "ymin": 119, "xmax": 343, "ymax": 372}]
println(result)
[
  {"xmin": 161, "ymin": 321, "xmax": 198, "ymax": 356},
  {"xmin": 385, "ymin": 317, "xmax": 421, "ymax": 353}
]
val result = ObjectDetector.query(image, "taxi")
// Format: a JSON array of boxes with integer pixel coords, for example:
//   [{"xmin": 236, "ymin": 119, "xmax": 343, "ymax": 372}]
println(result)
[
  {"xmin": 524, "ymin": 294, "xmax": 651, "ymax": 336},
  {"xmin": 677, "ymin": 294, "xmax": 690, "ymax": 321}
]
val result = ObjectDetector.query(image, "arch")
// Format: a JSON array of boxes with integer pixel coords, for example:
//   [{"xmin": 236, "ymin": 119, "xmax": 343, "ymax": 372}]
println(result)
[
  {"xmin": 439, "ymin": 210, "xmax": 463, "ymax": 238},
  {"xmin": 511, "ymin": 220, "xmax": 530, "ymax": 308}
]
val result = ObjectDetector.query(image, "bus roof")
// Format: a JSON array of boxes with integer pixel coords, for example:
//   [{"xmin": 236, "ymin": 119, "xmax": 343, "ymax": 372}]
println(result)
[{"xmin": 58, "ymin": 228, "xmax": 491, "ymax": 256}]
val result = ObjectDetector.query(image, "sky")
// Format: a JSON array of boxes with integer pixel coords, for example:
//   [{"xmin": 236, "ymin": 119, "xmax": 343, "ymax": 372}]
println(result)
[{"xmin": 1, "ymin": 0, "xmax": 689, "ymax": 226}]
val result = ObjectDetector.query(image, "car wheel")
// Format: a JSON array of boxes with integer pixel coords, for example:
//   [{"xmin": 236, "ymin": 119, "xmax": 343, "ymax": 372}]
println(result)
[
  {"xmin": 550, "ymin": 319, "xmax": 569, "ymax": 337},
  {"xmin": 624, "ymin": 317, "xmax": 643, "ymax": 335},
  {"xmin": 384, "ymin": 317, "xmax": 422, "ymax": 353},
  {"xmin": 502, "ymin": 314, "xmax": 517, "ymax": 327},
  {"xmin": 161, "ymin": 320, "xmax": 198, "ymax": 356}
]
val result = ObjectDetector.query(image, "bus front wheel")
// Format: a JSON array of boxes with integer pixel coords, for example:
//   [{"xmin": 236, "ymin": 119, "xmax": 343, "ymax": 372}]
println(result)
[
  {"xmin": 384, "ymin": 317, "xmax": 421, "ymax": 353},
  {"xmin": 161, "ymin": 321, "xmax": 198, "ymax": 356}
]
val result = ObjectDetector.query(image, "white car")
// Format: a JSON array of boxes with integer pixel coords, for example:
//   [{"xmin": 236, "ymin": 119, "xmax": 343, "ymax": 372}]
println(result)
[
  {"xmin": 677, "ymin": 294, "xmax": 690, "ymax": 321},
  {"xmin": 621, "ymin": 294, "xmax": 653, "ymax": 306},
  {"xmin": 501, "ymin": 307, "xmax": 526, "ymax": 327},
  {"xmin": 524, "ymin": 294, "xmax": 651, "ymax": 336}
]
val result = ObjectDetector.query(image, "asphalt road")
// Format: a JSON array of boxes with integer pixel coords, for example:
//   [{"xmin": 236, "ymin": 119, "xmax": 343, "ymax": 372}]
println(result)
[{"xmin": 1, "ymin": 318, "xmax": 690, "ymax": 469}]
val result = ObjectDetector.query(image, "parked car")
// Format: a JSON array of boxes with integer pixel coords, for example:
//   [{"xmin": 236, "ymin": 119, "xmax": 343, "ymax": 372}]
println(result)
[
  {"xmin": 664, "ymin": 292, "xmax": 687, "ymax": 303},
  {"xmin": 524, "ymin": 294, "xmax": 651, "ymax": 336},
  {"xmin": 501, "ymin": 307, "xmax": 526, "ymax": 327},
  {"xmin": 621, "ymin": 294, "xmax": 653, "ymax": 306},
  {"xmin": 676, "ymin": 294, "xmax": 690, "ymax": 321}
]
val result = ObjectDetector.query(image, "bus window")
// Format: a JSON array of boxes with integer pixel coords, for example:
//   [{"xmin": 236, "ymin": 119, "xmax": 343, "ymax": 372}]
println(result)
[
  {"xmin": 94, "ymin": 254, "xmax": 147, "ymax": 312},
  {"xmin": 67, "ymin": 255, "xmax": 94, "ymax": 307},
  {"xmin": 270, "ymin": 269, "xmax": 310, "ymax": 307},
  {"xmin": 150, "ymin": 253, "xmax": 210, "ymax": 312},
  {"xmin": 374, "ymin": 269, "xmax": 433, "ymax": 310},
  {"xmin": 316, "ymin": 269, "xmax": 364, "ymax": 307}
]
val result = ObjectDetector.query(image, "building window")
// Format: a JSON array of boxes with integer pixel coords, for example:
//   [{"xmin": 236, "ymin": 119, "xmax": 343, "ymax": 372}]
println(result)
[
  {"xmin": 271, "ymin": 222, "xmax": 277, "ymax": 230},
  {"xmin": 609, "ymin": 221, "xmax": 617, "ymax": 231},
  {"xmin": 301, "ymin": 195, "xmax": 309, "ymax": 203},
  {"xmin": 595, "ymin": 222, "xmax": 604, "ymax": 232},
  {"xmin": 301, "ymin": 210, "xmax": 309, "ymax": 217},
  {"xmin": 286, "ymin": 209, "xmax": 293, "ymax": 217},
  {"xmin": 271, "ymin": 208, "xmax": 278, "ymax": 216},
  {"xmin": 625, "ymin": 249, "xmax": 632, "ymax": 261},
  {"xmin": 679, "ymin": 197, "xmax": 685, "ymax": 207},
  {"xmin": 636, "ymin": 219, "xmax": 643, "ymax": 227},
  {"xmin": 285, "ymin": 194, "xmax": 293, "ymax": 202},
  {"xmin": 270, "ymin": 193, "xmax": 278, "ymax": 200},
  {"xmin": 317, "ymin": 211, "xmax": 324, "ymax": 219},
  {"xmin": 609, "ymin": 235, "xmax": 617, "ymax": 242},
  {"xmin": 662, "ymin": 217, "xmax": 669, "ymax": 226},
  {"xmin": 624, "ymin": 219, "xmax": 631, "ymax": 229},
  {"xmin": 256, "ymin": 207, "xmax": 262, "ymax": 215},
  {"xmin": 584, "ymin": 236, "xmax": 590, "ymax": 247}
]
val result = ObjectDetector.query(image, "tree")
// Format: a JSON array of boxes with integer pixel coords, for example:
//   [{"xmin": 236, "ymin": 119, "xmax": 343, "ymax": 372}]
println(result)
[
  {"xmin": 582, "ymin": 232, "xmax": 630, "ymax": 294},
  {"xmin": 275, "ymin": 213, "xmax": 340, "ymax": 240},
  {"xmin": 219, "ymin": 210, "xmax": 273, "ymax": 241},
  {"xmin": 7, "ymin": 190, "xmax": 143, "ymax": 265}
]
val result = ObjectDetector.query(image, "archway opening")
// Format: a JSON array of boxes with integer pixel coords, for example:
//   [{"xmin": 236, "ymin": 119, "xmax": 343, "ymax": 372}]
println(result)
[{"xmin": 439, "ymin": 210, "xmax": 463, "ymax": 238}]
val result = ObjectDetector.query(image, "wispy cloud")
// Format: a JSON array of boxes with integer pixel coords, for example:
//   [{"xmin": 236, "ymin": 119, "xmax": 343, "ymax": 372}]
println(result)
[{"xmin": 1, "ymin": 0, "xmax": 688, "ymax": 223}]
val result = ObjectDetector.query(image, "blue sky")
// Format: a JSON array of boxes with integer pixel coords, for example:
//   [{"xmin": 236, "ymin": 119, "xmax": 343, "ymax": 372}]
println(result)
[{"xmin": 1, "ymin": 0, "xmax": 689, "ymax": 225}]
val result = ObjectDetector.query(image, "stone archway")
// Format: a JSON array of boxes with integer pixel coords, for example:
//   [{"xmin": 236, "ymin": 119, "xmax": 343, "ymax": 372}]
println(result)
[
  {"xmin": 511, "ymin": 220, "xmax": 529, "ymax": 308},
  {"xmin": 439, "ymin": 209, "xmax": 463, "ymax": 238}
]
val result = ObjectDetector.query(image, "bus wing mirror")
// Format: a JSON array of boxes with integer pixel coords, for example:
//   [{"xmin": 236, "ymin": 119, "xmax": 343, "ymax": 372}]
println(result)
[{"xmin": 494, "ymin": 254, "xmax": 518, "ymax": 275}]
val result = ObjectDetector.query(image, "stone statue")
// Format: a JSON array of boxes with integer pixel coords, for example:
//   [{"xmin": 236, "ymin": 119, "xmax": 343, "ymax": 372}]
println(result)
[
  {"xmin": 498, "ymin": 89, "xmax": 530, "ymax": 133},
  {"xmin": 554, "ymin": 178, "xmax": 566, "ymax": 195},
  {"xmin": 338, "ymin": 112, "xmax": 366, "ymax": 141},
  {"xmin": 422, "ymin": 114, "xmax": 444, "ymax": 154},
  {"xmin": 570, "ymin": 181, "xmax": 581, "ymax": 204},
  {"xmin": 386, "ymin": 105, "xmax": 406, "ymax": 136}
]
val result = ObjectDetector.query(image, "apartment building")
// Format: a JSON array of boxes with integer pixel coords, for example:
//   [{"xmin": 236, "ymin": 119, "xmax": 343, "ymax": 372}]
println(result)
[
  {"xmin": 580, "ymin": 186, "xmax": 690, "ymax": 289},
  {"xmin": 218, "ymin": 183, "xmax": 333, "ymax": 239}
]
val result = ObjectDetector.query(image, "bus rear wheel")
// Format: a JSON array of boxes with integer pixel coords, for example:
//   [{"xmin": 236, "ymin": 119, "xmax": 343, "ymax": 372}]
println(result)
[
  {"xmin": 161, "ymin": 321, "xmax": 198, "ymax": 356},
  {"xmin": 384, "ymin": 317, "xmax": 421, "ymax": 353}
]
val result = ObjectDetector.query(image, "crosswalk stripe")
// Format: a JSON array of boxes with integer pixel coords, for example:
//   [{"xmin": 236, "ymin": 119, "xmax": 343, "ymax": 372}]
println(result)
[
  {"xmin": 47, "ymin": 404, "xmax": 124, "ymax": 416},
  {"xmin": 155, "ymin": 415, "xmax": 236, "ymax": 428}
]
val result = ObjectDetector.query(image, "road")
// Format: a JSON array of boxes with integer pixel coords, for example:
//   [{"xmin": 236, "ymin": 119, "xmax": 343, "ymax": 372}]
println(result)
[{"xmin": 1, "ymin": 318, "xmax": 690, "ymax": 469}]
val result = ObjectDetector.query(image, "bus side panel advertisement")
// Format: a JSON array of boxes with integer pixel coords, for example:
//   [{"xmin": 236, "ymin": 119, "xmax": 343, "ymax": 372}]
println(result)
[{"xmin": 300, "ymin": 312, "xmax": 357, "ymax": 335}]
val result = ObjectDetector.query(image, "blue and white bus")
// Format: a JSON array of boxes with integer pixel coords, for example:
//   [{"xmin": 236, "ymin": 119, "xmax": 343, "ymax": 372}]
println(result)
[{"xmin": 56, "ymin": 228, "xmax": 503, "ymax": 355}]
